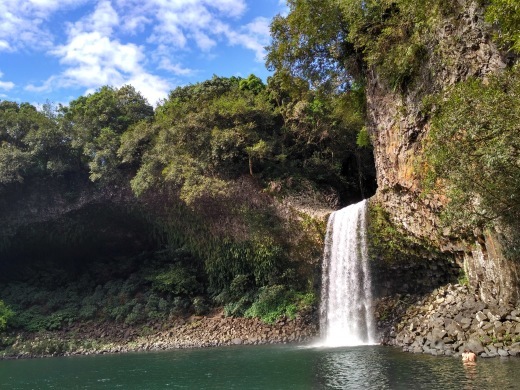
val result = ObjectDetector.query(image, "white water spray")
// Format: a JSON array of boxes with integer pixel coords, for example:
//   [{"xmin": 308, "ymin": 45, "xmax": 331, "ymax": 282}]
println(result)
[{"xmin": 319, "ymin": 200, "xmax": 376, "ymax": 347}]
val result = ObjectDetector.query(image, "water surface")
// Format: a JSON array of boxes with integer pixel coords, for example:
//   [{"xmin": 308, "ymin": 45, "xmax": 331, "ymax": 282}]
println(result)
[{"xmin": 1, "ymin": 344, "xmax": 519, "ymax": 389}]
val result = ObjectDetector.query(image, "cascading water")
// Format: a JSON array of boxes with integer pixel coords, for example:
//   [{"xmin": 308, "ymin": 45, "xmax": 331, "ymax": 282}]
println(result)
[{"xmin": 319, "ymin": 200, "xmax": 376, "ymax": 347}]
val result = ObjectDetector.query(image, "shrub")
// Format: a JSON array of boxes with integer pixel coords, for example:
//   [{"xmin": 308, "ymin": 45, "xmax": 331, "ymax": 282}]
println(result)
[
  {"xmin": 0, "ymin": 300, "xmax": 13, "ymax": 331},
  {"xmin": 485, "ymin": 0, "xmax": 520, "ymax": 53},
  {"xmin": 356, "ymin": 127, "xmax": 371, "ymax": 148},
  {"xmin": 150, "ymin": 265, "xmax": 202, "ymax": 295},
  {"xmin": 422, "ymin": 66, "xmax": 520, "ymax": 247},
  {"xmin": 192, "ymin": 296, "xmax": 209, "ymax": 316},
  {"xmin": 244, "ymin": 285, "xmax": 315, "ymax": 324}
]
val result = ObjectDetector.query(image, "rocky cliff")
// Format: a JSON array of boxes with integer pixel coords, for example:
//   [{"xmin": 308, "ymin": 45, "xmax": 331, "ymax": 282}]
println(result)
[{"xmin": 367, "ymin": 1, "xmax": 519, "ymax": 305}]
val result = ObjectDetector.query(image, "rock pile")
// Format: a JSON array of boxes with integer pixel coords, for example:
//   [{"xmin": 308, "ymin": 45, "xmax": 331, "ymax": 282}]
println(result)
[
  {"xmin": 385, "ymin": 283, "xmax": 520, "ymax": 358},
  {"xmin": 121, "ymin": 314, "xmax": 317, "ymax": 353}
]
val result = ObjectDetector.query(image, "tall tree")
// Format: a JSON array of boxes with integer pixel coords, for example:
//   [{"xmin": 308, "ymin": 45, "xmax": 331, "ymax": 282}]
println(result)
[
  {"xmin": 124, "ymin": 76, "xmax": 278, "ymax": 203},
  {"xmin": 266, "ymin": 0, "xmax": 360, "ymax": 92},
  {"xmin": 62, "ymin": 85, "xmax": 153, "ymax": 183},
  {"xmin": 0, "ymin": 101, "xmax": 74, "ymax": 185}
]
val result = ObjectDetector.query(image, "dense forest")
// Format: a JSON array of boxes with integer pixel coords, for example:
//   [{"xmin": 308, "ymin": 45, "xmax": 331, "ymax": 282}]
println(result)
[{"xmin": 1, "ymin": 0, "xmax": 519, "ymax": 345}]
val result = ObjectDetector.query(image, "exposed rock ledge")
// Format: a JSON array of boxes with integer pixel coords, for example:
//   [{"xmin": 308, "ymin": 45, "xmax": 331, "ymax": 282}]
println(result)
[
  {"xmin": 0, "ymin": 312, "xmax": 318, "ymax": 360},
  {"xmin": 380, "ymin": 284, "xmax": 520, "ymax": 358}
]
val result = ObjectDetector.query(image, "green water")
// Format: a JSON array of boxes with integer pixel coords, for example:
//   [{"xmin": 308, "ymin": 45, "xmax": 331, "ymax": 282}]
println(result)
[{"xmin": 1, "ymin": 344, "xmax": 519, "ymax": 389}]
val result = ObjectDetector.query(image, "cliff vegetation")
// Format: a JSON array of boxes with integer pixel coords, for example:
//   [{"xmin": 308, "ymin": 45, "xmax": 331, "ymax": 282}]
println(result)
[{"xmin": 268, "ymin": 0, "xmax": 520, "ymax": 302}]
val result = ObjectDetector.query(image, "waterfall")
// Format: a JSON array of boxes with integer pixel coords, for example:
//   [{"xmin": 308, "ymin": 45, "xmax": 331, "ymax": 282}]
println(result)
[{"xmin": 319, "ymin": 200, "xmax": 376, "ymax": 347}]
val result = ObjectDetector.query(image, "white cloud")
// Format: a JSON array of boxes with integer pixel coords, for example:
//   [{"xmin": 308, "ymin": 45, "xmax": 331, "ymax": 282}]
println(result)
[
  {"xmin": 0, "ymin": 70, "xmax": 15, "ymax": 91},
  {"xmin": 140, "ymin": 0, "xmax": 270, "ymax": 66},
  {"xmin": 0, "ymin": 40, "xmax": 10, "ymax": 51},
  {"xmin": 25, "ymin": 76, "xmax": 57, "ymax": 93},
  {"xmin": 239, "ymin": 17, "xmax": 271, "ymax": 62},
  {"xmin": 0, "ymin": 81, "xmax": 16, "ymax": 91},
  {"xmin": 3, "ymin": 0, "xmax": 270, "ymax": 62},
  {"xmin": 68, "ymin": 0, "xmax": 119, "ymax": 37},
  {"xmin": 53, "ymin": 32, "xmax": 144, "ymax": 76},
  {"xmin": 31, "ymin": 31, "xmax": 172, "ymax": 104},
  {"xmin": 212, "ymin": 17, "xmax": 270, "ymax": 62},
  {"xmin": 120, "ymin": 14, "xmax": 150, "ymax": 35},
  {"xmin": 245, "ymin": 17, "xmax": 271, "ymax": 37},
  {"xmin": 207, "ymin": 0, "xmax": 246, "ymax": 18},
  {"xmin": 27, "ymin": 0, "xmax": 84, "ymax": 12},
  {"xmin": 150, "ymin": 11, "xmax": 188, "ymax": 48},
  {"xmin": 125, "ymin": 72, "xmax": 170, "ymax": 106},
  {"xmin": 158, "ymin": 59, "xmax": 196, "ymax": 76},
  {"xmin": 191, "ymin": 30, "xmax": 216, "ymax": 51},
  {"xmin": 5, "ymin": 0, "xmax": 277, "ymax": 104}
]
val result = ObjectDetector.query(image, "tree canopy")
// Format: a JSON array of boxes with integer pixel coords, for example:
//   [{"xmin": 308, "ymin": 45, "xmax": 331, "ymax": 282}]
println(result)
[
  {"xmin": 423, "ymin": 66, "xmax": 520, "ymax": 240},
  {"xmin": 62, "ymin": 85, "xmax": 154, "ymax": 183}
]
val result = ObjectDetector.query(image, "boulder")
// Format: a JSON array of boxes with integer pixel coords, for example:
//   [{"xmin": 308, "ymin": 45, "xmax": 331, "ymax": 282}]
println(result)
[
  {"xmin": 476, "ymin": 311, "xmax": 488, "ymax": 322},
  {"xmin": 465, "ymin": 338, "xmax": 485, "ymax": 354},
  {"xmin": 498, "ymin": 349, "xmax": 509, "ymax": 357}
]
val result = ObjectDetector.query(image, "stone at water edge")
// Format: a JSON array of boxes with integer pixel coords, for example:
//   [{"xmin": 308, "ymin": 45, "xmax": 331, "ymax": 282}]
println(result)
[{"xmin": 465, "ymin": 338, "xmax": 485, "ymax": 354}]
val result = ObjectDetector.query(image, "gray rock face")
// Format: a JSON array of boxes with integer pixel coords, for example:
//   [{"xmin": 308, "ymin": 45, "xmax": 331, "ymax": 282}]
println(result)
[{"xmin": 367, "ymin": 0, "xmax": 520, "ymax": 304}]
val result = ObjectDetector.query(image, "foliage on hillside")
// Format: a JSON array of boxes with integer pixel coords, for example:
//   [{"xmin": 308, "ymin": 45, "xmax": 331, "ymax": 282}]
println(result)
[
  {"xmin": 0, "ymin": 300, "xmax": 13, "ymax": 332},
  {"xmin": 422, "ymin": 65, "xmax": 520, "ymax": 251},
  {"xmin": 485, "ymin": 0, "xmax": 520, "ymax": 53},
  {"xmin": 0, "ymin": 68, "xmax": 375, "ymax": 331},
  {"xmin": 121, "ymin": 74, "xmax": 372, "ymax": 204},
  {"xmin": 0, "ymin": 101, "xmax": 78, "ymax": 185},
  {"xmin": 3, "ymin": 0, "xmax": 516, "ymax": 333}
]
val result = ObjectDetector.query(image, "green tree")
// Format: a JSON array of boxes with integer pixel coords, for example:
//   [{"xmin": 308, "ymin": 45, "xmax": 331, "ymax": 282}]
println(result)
[
  {"xmin": 239, "ymin": 74, "xmax": 266, "ymax": 94},
  {"xmin": 0, "ymin": 101, "xmax": 75, "ymax": 185},
  {"xmin": 264, "ymin": 70, "xmax": 374, "ymax": 198},
  {"xmin": 267, "ymin": 0, "xmax": 457, "ymax": 91},
  {"xmin": 266, "ymin": 0, "xmax": 359, "ymax": 92},
  {"xmin": 0, "ymin": 300, "xmax": 13, "ymax": 331},
  {"xmin": 125, "ymin": 76, "xmax": 277, "ymax": 203},
  {"xmin": 62, "ymin": 85, "xmax": 153, "ymax": 183},
  {"xmin": 423, "ymin": 67, "xmax": 520, "ymax": 238},
  {"xmin": 486, "ymin": 0, "xmax": 520, "ymax": 53}
]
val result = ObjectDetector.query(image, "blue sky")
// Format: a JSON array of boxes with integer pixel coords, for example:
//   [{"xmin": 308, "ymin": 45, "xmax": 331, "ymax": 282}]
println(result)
[{"xmin": 0, "ymin": 0, "xmax": 286, "ymax": 106}]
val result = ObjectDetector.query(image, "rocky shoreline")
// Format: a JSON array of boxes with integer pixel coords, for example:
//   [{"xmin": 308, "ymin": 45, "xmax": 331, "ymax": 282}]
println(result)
[
  {"xmin": 0, "ymin": 311, "xmax": 318, "ymax": 360},
  {"xmin": 5, "ymin": 283, "xmax": 520, "ymax": 361},
  {"xmin": 380, "ymin": 283, "xmax": 520, "ymax": 358}
]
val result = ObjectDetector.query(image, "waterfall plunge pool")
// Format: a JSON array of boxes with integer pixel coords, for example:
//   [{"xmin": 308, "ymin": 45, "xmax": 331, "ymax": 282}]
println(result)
[
  {"xmin": 6, "ymin": 201, "xmax": 516, "ymax": 388},
  {"xmin": 2, "ymin": 343, "xmax": 520, "ymax": 389}
]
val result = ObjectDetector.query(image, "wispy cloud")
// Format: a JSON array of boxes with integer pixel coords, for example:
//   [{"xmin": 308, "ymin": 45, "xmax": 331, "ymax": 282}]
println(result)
[
  {"xmin": 0, "ymin": 0, "xmax": 89, "ymax": 51},
  {"xmin": 158, "ymin": 58, "xmax": 196, "ymax": 76},
  {"xmin": 210, "ymin": 16, "xmax": 270, "ymax": 62},
  {"xmin": 0, "ymin": 81, "xmax": 16, "ymax": 91},
  {"xmin": 69, "ymin": 0, "xmax": 119, "ymax": 36}
]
